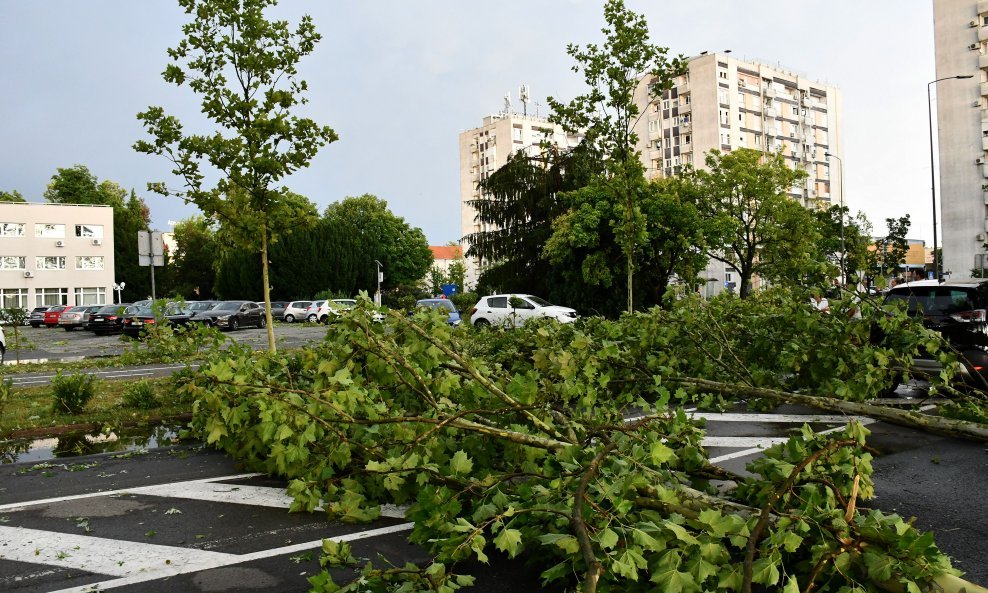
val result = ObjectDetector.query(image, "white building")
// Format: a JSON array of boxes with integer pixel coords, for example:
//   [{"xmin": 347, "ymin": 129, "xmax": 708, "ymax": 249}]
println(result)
[
  {"xmin": 0, "ymin": 203, "xmax": 115, "ymax": 308},
  {"xmin": 933, "ymin": 0, "xmax": 987, "ymax": 277}
]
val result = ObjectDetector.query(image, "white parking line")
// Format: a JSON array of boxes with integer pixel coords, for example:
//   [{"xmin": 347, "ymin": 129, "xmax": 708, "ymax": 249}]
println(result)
[
  {"xmin": 43, "ymin": 522, "xmax": 415, "ymax": 593},
  {"xmin": 0, "ymin": 474, "xmax": 264, "ymax": 513},
  {"xmin": 689, "ymin": 412, "xmax": 870, "ymax": 424}
]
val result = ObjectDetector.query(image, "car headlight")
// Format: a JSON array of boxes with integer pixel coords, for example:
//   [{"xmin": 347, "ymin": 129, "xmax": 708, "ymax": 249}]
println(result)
[{"xmin": 217, "ymin": 315, "xmax": 231, "ymax": 321}]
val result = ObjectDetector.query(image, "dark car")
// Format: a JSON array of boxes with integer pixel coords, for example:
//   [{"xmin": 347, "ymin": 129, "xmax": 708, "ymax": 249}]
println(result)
[
  {"xmin": 28, "ymin": 306, "xmax": 50, "ymax": 328},
  {"xmin": 185, "ymin": 300, "xmax": 220, "ymax": 321},
  {"xmin": 43, "ymin": 305, "xmax": 70, "ymax": 328},
  {"xmin": 260, "ymin": 301, "xmax": 288, "ymax": 320},
  {"xmin": 882, "ymin": 279, "xmax": 988, "ymax": 384},
  {"xmin": 415, "ymin": 298, "xmax": 462, "ymax": 326},
  {"xmin": 122, "ymin": 304, "xmax": 195, "ymax": 339},
  {"xmin": 87, "ymin": 304, "xmax": 131, "ymax": 335},
  {"xmin": 194, "ymin": 300, "xmax": 264, "ymax": 330}
]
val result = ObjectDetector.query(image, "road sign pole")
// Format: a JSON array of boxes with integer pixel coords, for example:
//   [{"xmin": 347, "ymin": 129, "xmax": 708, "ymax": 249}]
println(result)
[{"xmin": 148, "ymin": 229, "xmax": 156, "ymax": 300}]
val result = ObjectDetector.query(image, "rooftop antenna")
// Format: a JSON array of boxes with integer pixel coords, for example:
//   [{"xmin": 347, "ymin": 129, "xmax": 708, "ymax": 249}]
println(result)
[
  {"xmin": 503, "ymin": 92, "xmax": 511, "ymax": 116},
  {"xmin": 519, "ymin": 84, "xmax": 530, "ymax": 116}
]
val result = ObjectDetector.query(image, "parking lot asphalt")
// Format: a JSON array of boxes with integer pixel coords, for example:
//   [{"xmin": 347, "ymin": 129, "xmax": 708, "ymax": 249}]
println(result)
[
  {"xmin": 2, "ymin": 403, "xmax": 985, "ymax": 592},
  {"xmin": 2, "ymin": 323, "xmax": 329, "ymax": 364}
]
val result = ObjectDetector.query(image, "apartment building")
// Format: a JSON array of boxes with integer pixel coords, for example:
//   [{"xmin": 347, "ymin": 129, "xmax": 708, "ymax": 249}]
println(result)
[
  {"xmin": 459, "ymin": 54, "xmax": 842, "ymax": 295},
  {"xmin": 933, "ymin": 0, "xmax": 988, "ymax": 277},
  {"xmin": 633, "ymin": 52, "xmax": 843, "ymax": 296},
  {"xmin": 0, "ymin": 203, "xmax": 115, "ymax": 309},
  {"xmin": 458, "ymin": 113, "xmax": 581, "ymax": 286}
]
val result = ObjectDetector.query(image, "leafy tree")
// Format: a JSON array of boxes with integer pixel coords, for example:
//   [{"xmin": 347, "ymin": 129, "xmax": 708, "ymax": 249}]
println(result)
[
  {"xmin": 547, "ymin": 0, "xmax": 685, "ymax": 312},
  {"xmin": 447, "ymin": 259, "xmax": 467, "ymax": 292},
  {"xmin": 172, "ymin": 216, "xmax": 219, "ymax": 299},
  {"xmin": 870, "ymin": 215, "xmax": 912, "ymax": 280},
  {"xmin": 0, "ymin": 190, "xmax": 26, "ymax": 202},
  {"xmin": 135, "ymin": 0, "xmax": 337, "ymax": 352},
  {"xmin": 321, "ymin": 195, "xmax": 433, "ymax": 295},
  {"xmin": 686, "ymin": 149, "xmax": 811, "ymax": 298}
]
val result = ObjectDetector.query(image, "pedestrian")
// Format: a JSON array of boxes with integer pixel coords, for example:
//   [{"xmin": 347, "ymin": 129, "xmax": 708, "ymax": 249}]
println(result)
[{"xmin": 811, "ymin": 291, "xmax": 830, "ymax": 314}]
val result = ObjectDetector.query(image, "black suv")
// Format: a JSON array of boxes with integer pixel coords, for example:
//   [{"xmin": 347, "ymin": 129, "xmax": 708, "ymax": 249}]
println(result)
[{"xmin": 883, "ymin": 279, "xmax": 988, "ymax": 382}]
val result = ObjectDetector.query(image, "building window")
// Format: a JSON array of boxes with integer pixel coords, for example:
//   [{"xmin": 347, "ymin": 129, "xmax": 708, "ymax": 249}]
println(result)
[
  {"xmin": 0, "ymin": 256, "xmax": 26, "ymax": 270},
  {"xmin": 791, "ymin": 106, "xmax": 798, "ymax": 116},
  {"xmin": 0, "ymin": 223, "xmax": 25, "ymax": 237},
  {"xmin": 75, "ymin": 224, "xmax": 104, "ymax": 238},
  {"xmin": 76, "ymin": 256, "xmax": 105, "ymax": 270},
  {"xmin": 512, "ymin": 127, "xmax": 522, "ymax": 142},
  {"xmin": 718, "ymin": 71, "xmax": 728, "ymax": 79},
  {"xmin": 662, "ymin": 99, "xmax": 671, "ymax": 110},
  {"xmin": 648, "ymin": 120, "xmax": 660, "ymax": 133},
  {"xmin": 36, "ymin": 287, "xmax": 68, "ymax": 306},
  {"xmin": 36, "ymin": 256, "xmax": 66, "ymax": 270},
  {"xmin": 74, "ymin": 286, "xmax": 107, "ymax": 306},
  {"xmin": 35, "ymin": 224, "xmax": 66, "ymax": 238},
  {"xmin": 0, "ymin": 288, "xmax": 28, "ymax": 309}
]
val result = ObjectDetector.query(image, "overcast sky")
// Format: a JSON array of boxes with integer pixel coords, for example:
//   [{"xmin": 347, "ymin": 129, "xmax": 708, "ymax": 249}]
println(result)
[{"xmin": 1, "ymin": 1, "xmax": 938, "ymax": 246}]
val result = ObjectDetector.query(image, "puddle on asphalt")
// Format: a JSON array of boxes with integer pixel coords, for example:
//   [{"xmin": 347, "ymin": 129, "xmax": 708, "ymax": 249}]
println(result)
[{"xmin": 0, "ymin": 423, "xmax": 187, "ymax": 464}]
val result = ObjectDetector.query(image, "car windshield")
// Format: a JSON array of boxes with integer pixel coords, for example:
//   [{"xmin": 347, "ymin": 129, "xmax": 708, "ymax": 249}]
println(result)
[
  {"xmin": 526, "ymin": 295, "xmax": 552, "ymax": 307},
  {"xmin": 96, "ymin": 305, "xmax": 121, "ymax": 314},
  {"xmin": 419, "ymin": 300, "xmax": 455, "ymax": 311},
  {"xmin": 215, "ymin": 302, "xmax": 241, "ymax": 311},
  {"xmin": 188, "ymin": 302, "xmax": 216, "ymax": 312},
  {"xmin": 885, "ymin": 287, "xmax": 980, "ymax": 317}
]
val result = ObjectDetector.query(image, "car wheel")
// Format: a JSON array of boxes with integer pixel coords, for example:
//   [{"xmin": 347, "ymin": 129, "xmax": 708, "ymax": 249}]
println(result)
[
  {"xmin": 284, "ymin": 314, "xmax": 295, "ymax": 323},
  {"xmin": 307, "ymin": 314, "xmax": 317, "ymax": 323},
  {"xmin": 229, "ymin": 318, "xmax": 239, "ymax": 331},
  {"xmin": 258, "ymin": 316, "xmax": 266, "ymax": 329},
  {"xmin": 320, "ymin": 315, "xmax": 329, "ymax": 324},
  {"xmin": 0, "ymin": 346, "xmax": 5, "ymax": 364},
  {"xmin": 473, "ymin": 318, "xmax": 489, "ymax": 327}
]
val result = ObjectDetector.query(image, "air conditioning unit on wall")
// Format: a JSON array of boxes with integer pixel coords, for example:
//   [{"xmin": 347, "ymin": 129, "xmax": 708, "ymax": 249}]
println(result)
[
  {"xmin": 55, "ymin": 240, "xmax": 64, "ymax": 247},
  {"xmin": 92, "ymin": 239, "xmax": 102, "ymax": 246},
  {"xmin": 23, "ymin": 271, "xmax": 33, "ymax": 278}
]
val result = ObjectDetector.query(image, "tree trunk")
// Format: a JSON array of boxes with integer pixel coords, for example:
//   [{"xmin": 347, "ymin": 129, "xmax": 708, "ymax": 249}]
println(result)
[{"xmin": 260, "ymin": 222, "xmax": 276, "ymax": 353}]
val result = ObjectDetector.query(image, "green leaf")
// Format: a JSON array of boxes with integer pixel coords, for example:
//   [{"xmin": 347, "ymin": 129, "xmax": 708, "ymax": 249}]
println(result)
[
  {"xmin": 650, "ymin": 441, "xmax": 675, "ymax": 464},
  {"xmin": 493, "ymin": 528, "xmax": 523, "ymax": 557},
  {"xmin": 538, "ymin": 533, "xmax": 581, "ymax": 554},
  {"xmin": 450, "ymin": 450, "xmax": 473, "ymax": 476},
  {"xmin": 750, "ymin": 557, "xmax": 781, "ymax": 586},
  {"xmin": 598, "ymin": 527, "xmax": 619, "ymax": 550}
]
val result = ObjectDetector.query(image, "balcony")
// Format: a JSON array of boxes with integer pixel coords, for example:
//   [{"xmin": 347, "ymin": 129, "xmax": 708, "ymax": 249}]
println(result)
[
  {"xmin": 982, "ymin": 82, "xmax": 988, "ymax": 97},
  {"xmin": 982, "ymin": 136, "xmax": 988, "ymax": 151},
  {"xmin": 981, "ymin": 1, "xmax": 988, "ymax": 15},
  {"xmin": 980, "ymin": 54, "xmax": 988, "ymax": 70},
  {"xmin": 980, "ymin": 27, "xmax": 988, "ymax": 43}
]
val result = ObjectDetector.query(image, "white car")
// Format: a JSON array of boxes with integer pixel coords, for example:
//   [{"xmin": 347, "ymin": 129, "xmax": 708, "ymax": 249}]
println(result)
[
  {"xmin": 0, "ymin": 324, "xmax": 6, "ymax": 363},
  {"xmin": 314, "ymin": 299, "xmax": 357, "ymax": 323},
  {"xmin": 469, "ymin": 294, "xmax": 577, "ymax": 327},
  {"xmin": 281, "ymin": 300, "xmax": 311, "ymax": 323}
]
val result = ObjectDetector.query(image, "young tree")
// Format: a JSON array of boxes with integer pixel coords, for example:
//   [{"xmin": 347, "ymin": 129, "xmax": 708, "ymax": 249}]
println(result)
[
  {"xmin": 0, "ymin": 190, "xmax": 27, "ymax": 203},
  {"xmin": 870, "ymin": 215, "xmax": 912, "ymax": 280},
  {"xmin": 547, "ymin": 0, "xmax": 685, "ymax": 312},
  {"xmin": 134, "ymin": 0, "xmax": 337, "ymax": 352}
]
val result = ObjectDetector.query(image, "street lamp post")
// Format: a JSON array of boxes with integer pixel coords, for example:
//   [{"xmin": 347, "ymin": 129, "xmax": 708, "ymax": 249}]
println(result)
[
  {"xmin": 113, "ymin": 282, "xmax": 125, "ymax": 305},
  {"xmin": 373, "ymin": 260, "xmax": 383, "ymax": 306},
  {"xmin": 824, "ymin": 152, "xmax": 845, "ymax": 285},
  {"xmin": 928, "ymin": 75, "xmax": 974, "ymax": 282}
]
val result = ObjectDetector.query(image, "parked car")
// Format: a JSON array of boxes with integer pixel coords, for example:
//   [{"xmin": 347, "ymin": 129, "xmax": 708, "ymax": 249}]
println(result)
[
  {"xmin": 122, "ymin": 304, "xmax": 195, "ymax": 339},
  {"xmin": 260, "ymin": 301, "xmax": 288, "ymax": 320},
  {"xmin": 314, "ymin": 298, "xmax": 358, "ymax": 323},
  {"xmin": 58, "ymin": 305, "xmax": 101, "ymax": 331},
  {"xmin": 415, "ymin": 298, "xmax": 462, "ymax": 326},
  {"xmin": 881, "ymin": 279, "xmax": 988, "ymax": 385},
  {"xmin": 304, "ymin": 300, "xmax": 326, "ymax": 323},
  {"xmin": 0, "ymin": 325, "xmax": 5, "ymax": 363},
  {"xmin": 43, "ymin": 305, "xmax": 70, "ymax": 328},
  {"xmin": 281, "ymin": 300, "xmax": 311, "ymax": 323},
  {"xmin": 87, "ymin": 304, "xmax": 131, "ymax": 335},
  {"xmin": 469, "ymin": 294, "xmax": 577, "ymax": 327},
  {"xmin": 194, "ymin": 300, "xmax": 264, "ymax": 330},
  {"xmin": 185, "ymin": 300, "xmax": 220, "ymax": 321},
  {"xmin": 28, "ymin": 306, "xmax": 50, "ymax": 328}
]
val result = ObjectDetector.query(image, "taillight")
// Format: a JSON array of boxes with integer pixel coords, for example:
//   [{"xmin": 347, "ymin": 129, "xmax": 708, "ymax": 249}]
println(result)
[
  {"xmin": 950, "ymin": 309, "xmax": 986, "ymax": 322},
  {"xmin": 108, "ymin": 316, "xmax": 117, "ymax": 321}
]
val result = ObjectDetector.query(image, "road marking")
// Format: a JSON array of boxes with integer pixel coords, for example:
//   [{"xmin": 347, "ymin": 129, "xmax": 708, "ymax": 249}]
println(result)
[
  {"xmin": 0, "ymin": 474, "xmax": 264, "ymax": 513},
  {"xmin": 703, "ymin": 436, "xmax": 790, "ymax": 448},
  {"xmin": 126, "ymin": 481, "xmax": 301, "ymax": 509},
  {"xmin": 0, "ymin": 524, "xmax": 238, "ymax": 577},
  {"xmin": 44, "ymin": 522, "xmax": 416, "ymax": 593}
]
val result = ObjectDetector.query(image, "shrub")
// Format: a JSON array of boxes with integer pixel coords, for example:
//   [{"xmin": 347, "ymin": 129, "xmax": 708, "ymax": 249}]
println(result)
[
  {"xmin": 51, "ymin": 372, "xmax": 97, "ymax": 414},
  {"xmin": 122, "ymin": 380, "xmax": 160, "ymax": 410},
  {"xmin": 451, "ymin": 292, "xmax": 478, "ymax": 314}
]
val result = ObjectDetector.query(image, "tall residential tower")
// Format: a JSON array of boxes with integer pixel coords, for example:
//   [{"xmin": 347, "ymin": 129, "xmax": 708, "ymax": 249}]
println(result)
[{"xmin": 933, "ymin": 0, "xmax": 987, "ymax": 277}]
